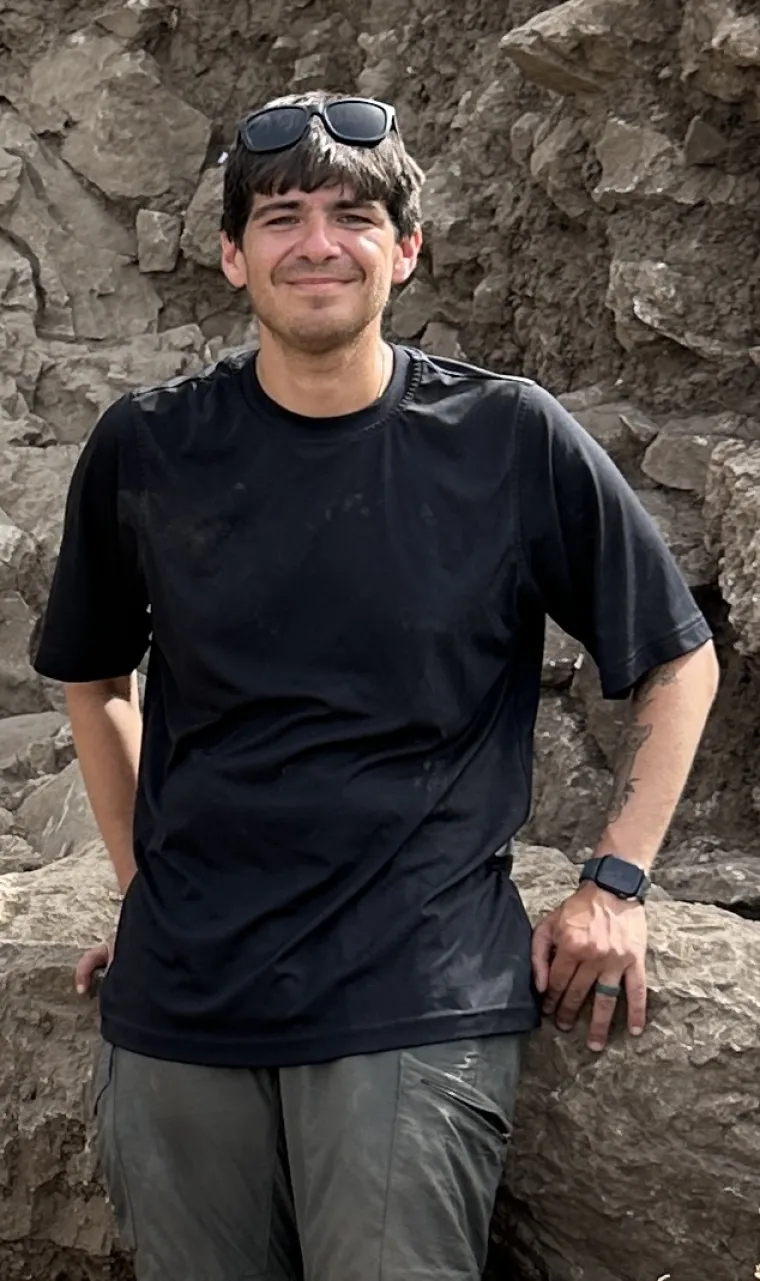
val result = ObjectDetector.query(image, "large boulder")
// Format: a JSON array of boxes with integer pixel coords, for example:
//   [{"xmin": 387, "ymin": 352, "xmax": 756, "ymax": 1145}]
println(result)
[
  {"xmin": 1, "ymin": 843, "xmax": 758, "ymax": 1281},
  {"xmin": 496, "ymin": 846, "xmax": 760, "ymax": 1281},
  {"xmin": 0, "ymin": 841, "xmax": 122, "ymax": 1280},
  {"xmin": 15, "ymin": 760, "xmax": 101, "ymax": 866},
  {"xmin": 0, "ymin": 112, "xmax": 161, "ymax": 343},
  {"xmin": 705, "ymin": 441, "xmax": 760, "ymax": 655},
  {"xmin": 21, "ymin": 33, "xmax": 211, "ymax": 203}
]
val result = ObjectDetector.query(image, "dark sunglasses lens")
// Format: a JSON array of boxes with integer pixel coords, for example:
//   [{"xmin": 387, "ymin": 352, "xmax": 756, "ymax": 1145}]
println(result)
[
  {"xmin": 326, "ymin": 101, "xmax": 389, "ymax": 143},
  {"xmin": 244, "ymin": 106, "xmax": 307, "ymax": 152}
]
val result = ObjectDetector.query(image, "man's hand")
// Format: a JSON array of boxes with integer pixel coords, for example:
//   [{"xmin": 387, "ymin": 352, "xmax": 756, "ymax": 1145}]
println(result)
[
  {"xmin": 75, "ymin": 940, "xmax": 113, "ymax": 997},
  {"xmin": 531, "ymin": 882, "xmax": 648, "ymax": 1052}
]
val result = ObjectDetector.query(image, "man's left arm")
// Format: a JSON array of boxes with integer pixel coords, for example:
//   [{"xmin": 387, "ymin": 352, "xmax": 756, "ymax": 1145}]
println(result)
[
  {"xmin": 517, "ymin": 381, "xmax": 720, "ymax": 1051},
  {"xmin": 532, "ymin": 639, "xmax": 720, "ymax": 1051}
]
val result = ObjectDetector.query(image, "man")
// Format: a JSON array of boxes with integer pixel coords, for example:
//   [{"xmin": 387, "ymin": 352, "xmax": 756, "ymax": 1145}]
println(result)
[{"xmin": 34, "ymin": 90, "xmax": 719, "ymax": 1281}]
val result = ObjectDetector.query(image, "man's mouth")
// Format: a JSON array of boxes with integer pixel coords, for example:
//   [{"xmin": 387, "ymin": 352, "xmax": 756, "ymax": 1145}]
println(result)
[{"xmin": 286, "ymin": 277, "xmax": 354, "ymax": 288}]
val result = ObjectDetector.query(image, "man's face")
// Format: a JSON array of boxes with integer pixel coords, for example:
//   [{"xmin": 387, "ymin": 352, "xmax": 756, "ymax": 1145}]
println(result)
[{"xmin": 221, "ymin": 185, "xmax": 421, "ymax": 354}]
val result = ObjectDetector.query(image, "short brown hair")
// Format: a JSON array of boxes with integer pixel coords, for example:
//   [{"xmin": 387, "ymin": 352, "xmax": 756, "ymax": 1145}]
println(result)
[{"xmin": 221, "ymin": 90, "xmax": 425, "ymax": 246}]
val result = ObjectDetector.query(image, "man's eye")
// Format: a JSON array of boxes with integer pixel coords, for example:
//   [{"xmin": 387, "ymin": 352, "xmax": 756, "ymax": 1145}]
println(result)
[{"xmin": 266, "ymin": 216, "xmax": 298, "ymax": 226}]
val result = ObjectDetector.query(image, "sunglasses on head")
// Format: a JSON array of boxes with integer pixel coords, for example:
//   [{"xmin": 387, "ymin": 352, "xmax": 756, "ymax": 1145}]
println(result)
[{"xmin": 236, "ymin": 98, "xmax": 398, "ymax": 154}]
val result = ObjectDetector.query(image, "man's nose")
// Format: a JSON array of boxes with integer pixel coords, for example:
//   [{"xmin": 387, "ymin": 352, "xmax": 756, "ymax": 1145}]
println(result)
[{"xmin": 297, "ymin": 215, "xmax": 342, "ymax": 260}]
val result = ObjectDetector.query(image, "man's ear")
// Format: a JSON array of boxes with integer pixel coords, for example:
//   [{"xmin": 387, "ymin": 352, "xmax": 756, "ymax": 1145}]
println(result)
[
  {"xmin": 220, "ymin": 232, "xmax": 248, "ymax": 289},
  {"xmin": 392, "ymin": 227, "xmax": 422, "ymax": 286}
]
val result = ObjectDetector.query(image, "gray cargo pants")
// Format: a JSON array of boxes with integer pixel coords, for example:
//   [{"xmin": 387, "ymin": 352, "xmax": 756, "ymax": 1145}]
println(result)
[{"xmin": 91, "ymin": 1032, "xmax": 525, "ymax": 1281}]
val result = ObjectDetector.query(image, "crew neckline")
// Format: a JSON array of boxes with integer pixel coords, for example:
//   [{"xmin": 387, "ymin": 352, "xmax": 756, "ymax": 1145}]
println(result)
[{"xmin": 239, "ymin": 343, "xmax": 414, "ymax": 439}]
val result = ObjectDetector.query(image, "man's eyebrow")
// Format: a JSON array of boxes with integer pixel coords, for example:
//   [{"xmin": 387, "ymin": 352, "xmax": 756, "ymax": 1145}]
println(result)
[
  {"xmin": 332, "ymin": 198, "xmax": 381, "ymax": 211},
  {"xmin": 250, "ymin": 197, "xmax": 381, "ymax": 221},
  {"xmin": 250, "ymin": 199, "xmax": 302, "ymax": 221}
]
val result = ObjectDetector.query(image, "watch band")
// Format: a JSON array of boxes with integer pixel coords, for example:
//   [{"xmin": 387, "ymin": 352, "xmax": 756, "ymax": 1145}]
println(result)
[{"xmin": 579, "ymin": 854, "xmax": 651, "ymax": 903}]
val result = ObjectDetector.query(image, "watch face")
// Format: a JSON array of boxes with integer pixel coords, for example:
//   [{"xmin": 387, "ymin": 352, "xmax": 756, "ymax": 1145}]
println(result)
[{"xmin": 599, "ymin": 856, "xmax": 644, "ymax": 897}]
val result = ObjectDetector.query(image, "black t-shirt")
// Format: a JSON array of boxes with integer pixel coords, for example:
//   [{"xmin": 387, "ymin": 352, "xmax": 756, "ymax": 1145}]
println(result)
[{"xmin": 33, "ymin": 345, "xmax": 711, "ymax": 1068}]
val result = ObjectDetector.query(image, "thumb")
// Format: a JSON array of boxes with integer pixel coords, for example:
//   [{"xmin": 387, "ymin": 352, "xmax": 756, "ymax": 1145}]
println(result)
[{"xmin": 530, "ymin": 914, "xmax": 555, "ymax": 994}]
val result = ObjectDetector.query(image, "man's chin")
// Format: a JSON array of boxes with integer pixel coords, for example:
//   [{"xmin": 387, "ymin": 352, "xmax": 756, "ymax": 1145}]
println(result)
[{"xmin": 268, "ymin": 317, "xmax": 370, "ymax": 356}]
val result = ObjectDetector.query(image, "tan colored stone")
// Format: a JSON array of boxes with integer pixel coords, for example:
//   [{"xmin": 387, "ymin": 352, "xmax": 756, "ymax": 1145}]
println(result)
[
  {"xmin": 683, "ymin": 115, "xmax": 728, "ymax": 165},
  {"xmin": 0, "ymin": 236, "xmax": 43, "ymax": 394},
  {"xmin": 0, "ymin": 149, "xmax": 23, "ymax": 211},
  {"xmin": 520, "ymin": 697, "xmax": 610, "ymax": 856},
  {"xmin": 0, "ymin": 592, "xmax": 51, "ymax": 717},
  {"xmin": 654, "ymin": 837, "xmax": 760, "ymax": 913},
  {"xmin": 658, "ymin": 409, "xmax": 760, "ymax": 442},
  {"xmin": 0, "ymin": 835, "xmax": 44, "ymax": 874},
  {"xmin": 0, "ymin": 445, "xmax": 82, "ymax": 593},
  {"xmin": 636, "ymin": 488, "xmax": 717, "ymax": 587},
  {"xmin": 606, "ymin": 257, "xmax": 752, "ymax": 360},
  {"xmin": 568, "ymin": 649, "xmax": 627, "ymax": 768},
  {"xmin": 181, "ymin": 165, "xmax": 224, "ymax": 269},
  {"xmin": 705, "ymin": 441, "xmax": 760, "ymax": 654},
  {"xmin": 391, "ymin": 279, "xmax": 439, "ymax": 339},
  {"xmin": 0, "ymin": 712, "xmax": 67, "ymax": 787},
  {"xmin": 500, "ymin": 0, "xmax": 665, "ymax": 96},
  {"xmin": 136, "ymin": 209, "xmax": 182, "ymax": 274},
  {"xmin": 0, "ymin": 518, "xmax": 37, "ymax": 599},
  {"xmin": 420, "ymin": 322, "xmax": 464, "ymax": 359},
  {"xmin": 680, "ymin": 0, "xmax": 760, "ymax": 102},
  {"xmin": 509, "ymin": 112, "xmax": 543, "ymax": 165},
  {"xmin": 470, "ymin": 272, "xmax": 510, "ymax": 324},
  {"xmin": 500, "ymin": 1, "xmax": 611, "ymax": 95},
  {"xmin": 0, "ymin": 840, "xmax": 117, "ymax": 942},
  {"xmin": 541, "ymin": 619, "xmax": 582, "ymax": 689},
  {"xmin": 24, "ymin": 32, "xmax": 211, "ymax": 201},
  {"xmin": 94, "ymin": 0, "xmax": 177, "ymax": 42},
  {"xmin": 16, "ymin": 760, "xmax": 101, "ymax": 866},
  {"xmin": 420, "ymin": 161, "xmax": 477, "ymax": 272},
  {"xmin": 4, "ymin": 841, "xmax": 757, "ymax": 1281},
  {"xmin": 593, "ymin": 117, "xmax": 757, "ymax": 208},
  {"xmin": 558, "ymin": 389, "xmax": 656, "ymax": 475},
  {"xmin": 34, "ymin": 326, "xmax": 208, "ymax": 445},
  {"xmin": 497, "ymin": 845, "xmax": 760, "ymax": 1281},
  {"xmin": 530, "ymin": 117, "xmax": 591, "ymax": 218},
  {"xmin": 0, "ymin": 113, "xmax": 159, "ymax": 343},
  {"xmin": 641, "ymin": 431, "xmax": 717, "ymax": 494}
]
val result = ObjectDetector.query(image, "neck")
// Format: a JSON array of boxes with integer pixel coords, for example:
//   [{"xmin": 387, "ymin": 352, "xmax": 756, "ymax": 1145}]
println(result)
[{"xmin": 254, "ymin": 328, "xmax": 390, "ymax": 418}]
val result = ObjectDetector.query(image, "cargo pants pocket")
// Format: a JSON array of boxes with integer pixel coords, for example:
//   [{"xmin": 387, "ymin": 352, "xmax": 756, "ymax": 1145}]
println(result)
[
  {"xmin": 90, "ymin": 1043, "xmax": 137, "ymax": 1252},
  {"xmin": 378, "ymin": 1051, "xmax": 512, "ymax": 1280}
]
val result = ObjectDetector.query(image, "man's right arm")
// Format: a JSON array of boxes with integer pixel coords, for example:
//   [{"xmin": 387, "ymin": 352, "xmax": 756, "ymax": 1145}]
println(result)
[{"xmin": 64, "ymin": 673, "xmax": 143, "ymax": 895}]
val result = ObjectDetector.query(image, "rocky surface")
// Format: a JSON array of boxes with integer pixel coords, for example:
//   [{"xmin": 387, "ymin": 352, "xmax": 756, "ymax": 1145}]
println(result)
[
  {"xmin": 0, "ymin": 0, "xmax": 759, "ymax": 1278},
  {"xmin": 1, "ymin": 844, "xmax": 758, "ymax": 1281},
  {"xmin": 498, "ymin": 846, "xmax": 760, "ymax": 1281}
]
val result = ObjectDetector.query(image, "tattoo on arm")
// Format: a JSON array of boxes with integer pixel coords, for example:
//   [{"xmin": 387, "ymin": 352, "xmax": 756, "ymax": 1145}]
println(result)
[
  {"xmin": 634, "ymin": 663, "xmax": 679, "ymax": 707},
  {"xmin": 605, "ymin": 661, "xmax": 678, "ymax": 823},
  {"xmin": 606, "ymin": 721, "xmax": 653, "ymax": 823}
]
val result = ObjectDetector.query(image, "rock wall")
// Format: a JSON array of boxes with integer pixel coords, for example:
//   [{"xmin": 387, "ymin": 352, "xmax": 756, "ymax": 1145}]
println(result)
[{"xmin": 1, "ymin": 1, "xmax": 759, "ymax": 1279}]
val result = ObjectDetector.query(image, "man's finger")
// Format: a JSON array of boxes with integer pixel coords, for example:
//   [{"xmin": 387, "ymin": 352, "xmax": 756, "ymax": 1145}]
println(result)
[
  {"xmin": 530, "ymin": 915, "xmax": 556, "ymax": 994},
  {"xmin": 74, "ymin": 944, "xmax": 110, "ymax": 996},
  {"xmin": 542, "ymin": 952, "xmax": 579, "ymax": 1015},
  {"xmin": 587, "ymin": 971, "xmax": 624, "ymax": 1052},
  {"xmin": 624, "ymin": 961, "xmax": 648, "ymax": 1036},
  {"xmin": 554, "ymin": 961, "xmax": 598, "ymax": 1032}
]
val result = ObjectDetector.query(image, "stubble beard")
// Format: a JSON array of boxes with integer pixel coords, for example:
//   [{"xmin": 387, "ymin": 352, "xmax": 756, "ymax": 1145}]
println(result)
[{"xmin": 251, "ymin": 281, "xmax": 390, "ymax": 357}]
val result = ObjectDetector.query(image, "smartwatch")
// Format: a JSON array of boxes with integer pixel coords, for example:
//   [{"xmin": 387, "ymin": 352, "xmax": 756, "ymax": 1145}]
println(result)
[{"xmin": 579, "ymin": 854, "xmax": 651, "ymax": 904}]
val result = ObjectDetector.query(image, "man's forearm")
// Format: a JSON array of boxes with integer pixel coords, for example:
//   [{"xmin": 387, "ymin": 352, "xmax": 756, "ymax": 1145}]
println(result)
[
  {"xmin": 65, "ymin": 673, "xmax": 143, "ymax": 895},
  {"xmin": 595, "ymin": 640, "xmax": 720, "ymax": 872}
]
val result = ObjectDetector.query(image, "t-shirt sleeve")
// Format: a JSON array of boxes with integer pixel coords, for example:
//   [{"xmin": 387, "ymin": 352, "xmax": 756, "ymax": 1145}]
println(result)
[
  {"xmin": 32, "ymin": 395, "xmax": 151, "ymax": 683},
  {"xmin": 515, "ymin": 381, "xmax": 713, "ymax": 699}
]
